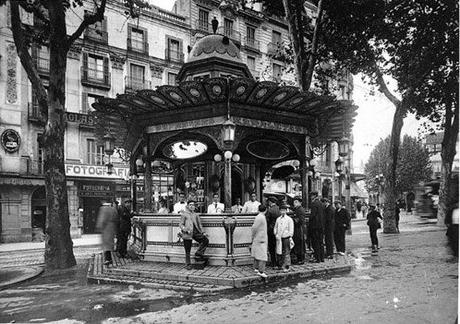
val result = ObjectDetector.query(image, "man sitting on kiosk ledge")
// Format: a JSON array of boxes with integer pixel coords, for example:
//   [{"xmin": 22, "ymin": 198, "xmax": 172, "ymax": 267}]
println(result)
[
  {"xmin": 207, "ymin": 193, "xmax": 225, "ymax": 213},
  {"xmin": 242, "ymin": 193, "xmax": 261, "ymax": 213},
  {"xmin": 179, "ymin": 199, "xmax": 209, "ymax": 269},
  {"xmin": 173, "ymin": 192, "xmax": 187, "ymax": 214}
]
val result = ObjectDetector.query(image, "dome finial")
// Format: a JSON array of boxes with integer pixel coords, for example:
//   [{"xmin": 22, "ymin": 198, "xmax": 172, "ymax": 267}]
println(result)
[{"xmin": 211, "ymin": 17, "xmax": 218, "ymax": 34}]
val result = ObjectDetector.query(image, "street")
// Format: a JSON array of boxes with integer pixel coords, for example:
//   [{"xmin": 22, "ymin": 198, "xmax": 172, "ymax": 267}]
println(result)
[{"xmin": 0, "ymin": 214, "xmax": 457, "ymax": 324}]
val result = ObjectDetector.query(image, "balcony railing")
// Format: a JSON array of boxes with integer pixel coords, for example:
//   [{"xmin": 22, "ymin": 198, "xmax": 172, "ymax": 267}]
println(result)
[
  {"xmin": 165, "ymin": 49, "xmax": 184, "ymax": 63},
  {"xmin": 244, "ymin": 37, "xmax": 260, "ymax": 51},
  {"xmin": 217, "ymin": 26, "xmax": 241, "ymax": 43},
  {"xmin": 34, "ymin": 56, "xmax": 49, "ymax": 74},
  {"xmin": 81, "ymin": 67, "xmax": 111, "ymax": 89},
  {"xmin": 84, "ymin": 27, "xmax": 108, "ymax": 43},
  {"xmin": 125, "ymin": 76, "xmax": 151, "ymax": 91},
  {"xmin": 127, "ymin": 37, "xmax": 149, "ymax": 54}
]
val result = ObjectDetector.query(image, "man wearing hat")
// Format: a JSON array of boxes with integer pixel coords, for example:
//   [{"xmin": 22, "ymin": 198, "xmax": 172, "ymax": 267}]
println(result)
[
  {"xmin": 310, "ymin": 192, "xmax": 325, "ymax": 262},
  {"xmin": 117, "ymin": 199, "xmax": 133, "ymax": 258},
  {"xmin": 266, "ymin": 196, "xmax": 280, "ymax": 267},
  {"xmin": 274, "ymin": 203, "xmax": 294, "ymax": 272},
  {"xmin": 292, "ymin": 196, "xmax": 306, "ymax": 264},
  {"xmin": 322, "ymin": 198, "xmax": 336, "ymax": 259},
  {"xmin": 334, "ymin": 200, "xmax": 351, "ymax": 255}
]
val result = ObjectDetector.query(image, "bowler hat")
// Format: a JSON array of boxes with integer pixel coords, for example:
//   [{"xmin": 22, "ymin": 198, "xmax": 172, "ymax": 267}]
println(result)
[
  {"xmin": 268, "ymin": 196, "xmax": 278, "ymax": 203},
  {"xmin": 280, "ymin": 204, "xmax": 290, "ymax": 210}
]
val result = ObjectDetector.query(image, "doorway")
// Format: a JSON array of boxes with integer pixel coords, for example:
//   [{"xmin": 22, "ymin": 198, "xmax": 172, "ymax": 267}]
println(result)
[
  {"xmin": 83, "ymin": 197, "xmax": 102, "ymax": 234},
  {"xmin": 31, "ymin": 187, "xmax": 46, "ymax": 242}
]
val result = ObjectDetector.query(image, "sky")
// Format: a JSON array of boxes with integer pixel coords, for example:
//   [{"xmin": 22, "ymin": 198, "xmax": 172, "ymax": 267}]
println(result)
[{"xmin": 153, "ymin": 0, "xmax": 426, "ymax": 172}]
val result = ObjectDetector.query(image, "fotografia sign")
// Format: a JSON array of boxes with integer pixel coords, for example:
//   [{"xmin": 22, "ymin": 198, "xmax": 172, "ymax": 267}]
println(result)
[{"xmin": 65, "ymin": 163, "xmax": 129, "ymax": 179}]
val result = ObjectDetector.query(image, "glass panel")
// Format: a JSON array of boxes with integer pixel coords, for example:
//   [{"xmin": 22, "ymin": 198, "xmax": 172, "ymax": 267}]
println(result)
[
  {"xmin": 131, "ymin": 28, "xmax": 144, "ymax": 50},
  {"xmin": 198, "ymin": 9, "xmax": 209, "ymax": 31},
  {"xmin": 163, "ymin": 140, "xmax": 208, "ymax": 159},
  {"xmin": 224, "ymin": 19, "xmax": 233, "ymax": 37},
  {"xmin": 87, "ymin": 139, "xmax": 96, "ymax": 164}
]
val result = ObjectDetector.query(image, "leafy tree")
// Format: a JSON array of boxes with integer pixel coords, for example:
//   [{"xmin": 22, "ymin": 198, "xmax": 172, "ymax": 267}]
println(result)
[
  {"xmin": 4, "ymin": 0, "xmax": 142, "ymax": 270},
  {"xmin": 365, "ymin": 136, "xmax": 432, "ymax": 198}
]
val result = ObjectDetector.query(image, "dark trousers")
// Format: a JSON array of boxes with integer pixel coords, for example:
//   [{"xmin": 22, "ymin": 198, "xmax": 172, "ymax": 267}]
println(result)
[
  {"xmin": 324, "ymin": 227, "xmax": 334, "ymax": 256},
  {"xmin": 311, "ymin": 229, "xmax": 324, "ymax": 262},
  {"xmin": 369, "ymin": 227, "xmax": 379, "ymax": 247},
  {"xmin": 268, "ymin": 233, "xmax": 278, "ymax": 267},
  {"xmin": 293, "ymin": 227, "xmax": 305, "ymax": 263},
  {"xmin": 183, "ymin": 233, "xmax": 209, "ymax": 264},
  {"xmin": 281, "ymin": 237, "xmax": 291, "ymax": 269},
  {"xmin": 334, "ymin": 227, "xmax": 346, "ymax": 253},
  {"xmin": 306, "ymin": 225, "xmax": 313, "ymax": 249},
  {"xmin": 104, "ymin": 251, "xmax": 112, "ymax": 263},
  {"xmin": 116, "ymin": 231, "xmax": 129, "ymax": 256}
]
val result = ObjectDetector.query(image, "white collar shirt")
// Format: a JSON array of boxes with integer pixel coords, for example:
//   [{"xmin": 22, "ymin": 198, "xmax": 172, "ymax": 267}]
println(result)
[
  {"xmin": 207, "ymin": 202, "xmax": 224, "ymax": 214},
  {"xmin": 242, "ymin": 200, "xmax": 261, "ymax": 213},
  {"xmin": 274, "ymin": 214, "xmax": 294, "ymax": 238},
  {"xmin": 173, "ymin": 202, "xmax": 187, "ymax": 214}
]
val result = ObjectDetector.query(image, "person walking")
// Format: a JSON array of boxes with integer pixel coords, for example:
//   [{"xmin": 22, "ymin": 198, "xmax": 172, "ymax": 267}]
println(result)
[
  {"xmin": 266, "ymin": 196, "xmax": 280, "ymax": 267},
  {"xmin": 274, "ymin": 204, "xmax": 294, "ymax": 272},
  {"xmin": 322, "ymin": 198, "xmax": 335, "ymax": 259},
  {"xmin": 251, "ymin": 204, "xmax": 268, "ymax": 278},
  {"xmin": 242, "ymin": 193, "xmax": 261, "ymax": 213},
  {"xmin": 116, "ymin": 199, "xmax": 133, "ymax": 258},
  {"xmin": 367, "ymin": 204, "xmax": 383, "ymax": 252},
  {"xmin": 96, "ymin": 200, "xmax": 118, "ymax": 266},
  {"xmin": 292, "ymin": 196, "xmax": 306, "ymax": 264},
  {"xmin": 207, "ymin": 193, "xmax": 225, "ymax": 213},
  {"xmin": 179, "ymin": 199, "xmax": 209, "ymax": 269},
  {"xmin": 310, "ymin": 192, "xmax": 325, "ymax": 263},
  {"xmin": 334, "ymin": 201, "xmax": 350, "ymax": 256}
]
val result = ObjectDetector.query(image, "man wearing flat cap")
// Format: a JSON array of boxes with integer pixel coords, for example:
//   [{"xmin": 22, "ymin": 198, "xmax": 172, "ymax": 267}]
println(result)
[
  {"xmin": 292, "ymin": 196, "xmax": 306, "ymax": 264},
  {"xmin": 266, "ymin": 196, "xmax": 280, "ymax": 267},
  {"xmin": 117, "ymin": 199, "xmax": 133, "ymax": 258}
]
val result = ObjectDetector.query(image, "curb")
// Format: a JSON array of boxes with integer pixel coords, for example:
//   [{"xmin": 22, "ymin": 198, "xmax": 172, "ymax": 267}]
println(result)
[{"xmin": 0, "ymin": 265, "xmax": 44, "ymax": 290}]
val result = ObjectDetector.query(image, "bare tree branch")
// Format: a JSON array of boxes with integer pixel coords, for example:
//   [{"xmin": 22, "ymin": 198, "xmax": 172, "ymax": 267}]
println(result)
[
  {"xmin": 66, "ymin": 0, "xmax": 107, "ymax": 49},
  {"xmin": 10, "ymin": 1, "xmax": 48, "ymax": 117}
]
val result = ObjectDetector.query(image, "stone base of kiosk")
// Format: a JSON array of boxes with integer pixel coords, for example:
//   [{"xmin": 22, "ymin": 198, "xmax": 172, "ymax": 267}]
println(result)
[{"xmin": 132, "ymin": 213, "xmax": 257, "ymax": 267}]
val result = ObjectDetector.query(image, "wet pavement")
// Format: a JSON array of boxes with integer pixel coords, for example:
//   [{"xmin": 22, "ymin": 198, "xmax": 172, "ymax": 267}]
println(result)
[{"xmin": 0, "ymin": 213, "xmax": 457, "ymax": 323}]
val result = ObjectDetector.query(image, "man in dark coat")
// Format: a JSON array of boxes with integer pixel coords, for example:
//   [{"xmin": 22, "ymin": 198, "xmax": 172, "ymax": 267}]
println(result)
[
  {"xmin": 322, "ymin": 198, "xmax": 335, "ymax": 259},
  {"xmin": 266, "ymin": 196, "xmax": 280, "ymax": 267},
  {"xmin": 117, "ymin": 199, "xmax": 133, "ymax": 258},
  {"xmin": 334, "ymin": 201, "xmax": 351, "ymax": 255},
  {"xmin": 309, "ymin": 192, "xmax": 325, "ymax": 262},
  {"xmin": 292, "ymin": 196, "xmax": 306, "ymax": 264}
]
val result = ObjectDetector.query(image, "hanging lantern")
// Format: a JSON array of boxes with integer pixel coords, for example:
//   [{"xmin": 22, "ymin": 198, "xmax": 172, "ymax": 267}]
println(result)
[
  {"xmin": 106, "ymin": 163, "xmax": 114, "ymax": 175},
  {"xmin": 338, "ymin": 137, "xmax": 351, "ymax": 157},
  {"xmin": 335, "ymin": 157, "xmax": 343, "ymax": 173},
  {"xmin": 222, "ymin": 119, "xmax": 235, "ymax": 144},
  {"xmin": 103, "ymin": 133, "xmax": 115, "ymax": 156}
]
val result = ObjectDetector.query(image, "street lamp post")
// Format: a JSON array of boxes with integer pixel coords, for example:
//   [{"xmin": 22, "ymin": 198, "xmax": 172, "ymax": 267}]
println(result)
[
  {"xmin": 375, "ymin": 173, "xmax": 384, "ymax": 208},
  {"xmin": 335, "ymin": 157, "xmax": 343, "ymax": 202},
  {"xmin": 103, "ymin": 133, "xmax": 115, "ymax": 175}
]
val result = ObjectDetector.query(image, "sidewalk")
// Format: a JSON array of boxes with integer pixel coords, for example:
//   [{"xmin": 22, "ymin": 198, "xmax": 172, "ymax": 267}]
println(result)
[{"xmin": 0, "ymin": 234, "xmax": 102, "ymax": 253}]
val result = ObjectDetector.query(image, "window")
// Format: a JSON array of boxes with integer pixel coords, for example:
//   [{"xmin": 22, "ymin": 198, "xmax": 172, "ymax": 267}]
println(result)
[
  {"xmin": 198, "ymin": 9, "xmax": 209, "ymax": 31},
  {"xmin": 247, "ymin": 26, "xmax": 255, "ymax": 43},
  {"xmin": 87, "ymin": 139, "xmax": 104, "ymax": 165},
  {"xmin": 130, "ymin": 27, "xmax": 145, "ymax": 51},
  {"xmin": 224, "ymin": 18, "xmax": 233, "ymax": 37},
  {"xmin": 35, "ymin": 46, "xmax": 49, "ymax": 72},
  {"xmin": 37, "ymin": 134, "xmax": 44, "ymax": 174},
  {"xmin": 88, "ymin": 54, "xmax": 104, "ymax": 79},
  {"xmin": 82, "ymin": 93, "xmax": 100, "ymax": 113},
  {"xmin": 247, "ymin": 56, "xmax": 256, "ymax": 71},
  {"xmin": 168, "ymin": 72, "xmax": 177, "ymax": 85},
  {"xmin": 167, "ymin": 38, "xmax": 182, "ymax": 62},
  {"xmin": 129, "ymin": 64, "xmax": 145, "ymax": 89},
  {"xmin": 273, "ymin": 63, "xmax": 282, "ymax": 80},
  {"xmin": 272, "ymin": 30, "xmax": 282, "ymax": 45}
]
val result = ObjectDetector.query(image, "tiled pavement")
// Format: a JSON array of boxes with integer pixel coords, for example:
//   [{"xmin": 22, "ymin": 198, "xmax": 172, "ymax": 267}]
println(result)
[{"xmin": 87, "ymin": 252, "xmax": 353, "ymax": 293}]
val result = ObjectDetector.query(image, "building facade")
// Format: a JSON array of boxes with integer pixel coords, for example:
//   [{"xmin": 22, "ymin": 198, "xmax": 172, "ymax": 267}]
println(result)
[
  {"xmin": 0, "ymin": 0, "xmax": 354, "ymax": 242},
  {"xmin": 424, "ymin": 132, "xmax": 459, "ymax": 179}
]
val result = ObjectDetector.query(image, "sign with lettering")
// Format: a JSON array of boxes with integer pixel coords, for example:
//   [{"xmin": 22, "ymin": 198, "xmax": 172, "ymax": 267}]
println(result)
[
  {"xmin": 65, "ymin": 164, "xmax": 129, "ymax": 179},
  {"xmin": 1, "ymin": 129, "xmax": 21, "ymax": 153},
  {"xmin": 65, "ymin": 112, "xmax": 94, "ymax": 126},
  {"xmin": 79, "ymin": 182, "xmax": 113, "ymax": 197}
]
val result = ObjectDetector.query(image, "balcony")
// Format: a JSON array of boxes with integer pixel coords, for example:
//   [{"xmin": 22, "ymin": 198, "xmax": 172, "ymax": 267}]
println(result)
[
  {"xmin": 244, "ymin": 37, "xmax": 260, "ymax": 51},
  {"xmin": 217, "ymin": 27, "xmax": 241, "ymax": 44},
  {"xmin": 127, "ymin": 37, "xmax": 149, "ymax": 54},
  {"xmin": 125, "ymin": 76, "xmax": 151, "ymax": 92},
  {"xmin": 81, "ymin": 67, "xmax": 111, "ymax": 90},
  {"xmin": 165, "ymin": 49, "xmax": 184, "ymax": 63},
  {"xmin": 84, "ymin": 27, "xmax": 108, "ymax": 44},
  {"xmin": 34, "ymin": 56, "xmax": 49, "ymax": 75}
]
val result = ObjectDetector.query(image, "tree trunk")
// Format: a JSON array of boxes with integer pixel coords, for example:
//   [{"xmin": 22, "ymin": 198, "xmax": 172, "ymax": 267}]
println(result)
[
  {"xmin": 437, "ymin": 102, "xmax": 459, "ymax": 226},
  {"xmin": 44, "ymin": 2, "xmax": 76, "ymax": 269}
]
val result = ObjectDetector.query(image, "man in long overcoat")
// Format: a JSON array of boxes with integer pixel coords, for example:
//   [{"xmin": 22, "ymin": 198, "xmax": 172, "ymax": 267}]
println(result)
[
  {"xmin": 323, "ymin": 198, "xmax": 335, "ymax": 259},
  {"xmin": 310, "ymin": 192, "xmax": 325, "ymax": 262},
  {"xmin": 292, "ymin": 196, "xmax": 306, "ymax": 264},
  {"xmin": 96, "ymin": 201, "xmax": 118, "ymax": 265},
  {"xmin": 251, "ymin": 204, "xmax": 268, "ymax": 277},
  {"xmin": 266, "ymin": 197, "xmax": 280, "ymax": 267},
  {"xmin": 334, "ymin": 200, "xmax": 351, "ymax": 255},
  {"xmin": 117, "ymin": 199, "xmax": 133, "ymax": 258}
]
